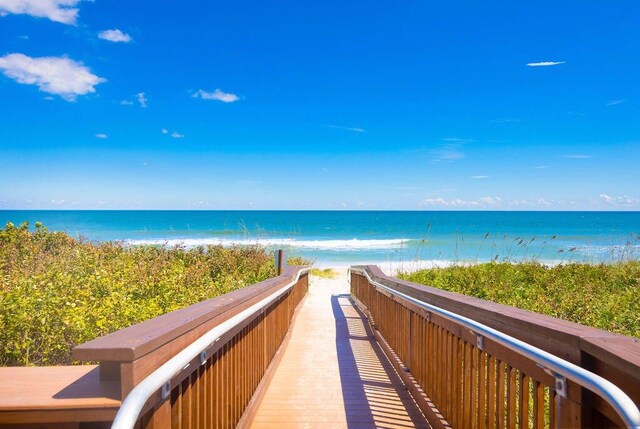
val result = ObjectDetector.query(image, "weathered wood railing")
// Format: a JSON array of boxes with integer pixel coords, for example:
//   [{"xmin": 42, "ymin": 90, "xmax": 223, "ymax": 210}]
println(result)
[
  {"xmin": 0, "ymin": 265, "xmax": 309, "ymax": 428},
  {"xmin": 350, "ymin": 265, "xmax": 640, "ymax": 429}
]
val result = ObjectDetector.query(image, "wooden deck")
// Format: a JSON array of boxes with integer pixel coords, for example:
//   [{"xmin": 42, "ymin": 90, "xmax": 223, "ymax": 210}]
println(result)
[{"xmin": 250, "ymin": 273, "xmax": 430, "ymax": 429}]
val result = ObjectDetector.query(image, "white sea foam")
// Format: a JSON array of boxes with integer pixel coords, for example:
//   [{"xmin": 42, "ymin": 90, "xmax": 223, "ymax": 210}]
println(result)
[
  {"xmin": 126, "ymin": 237, "xmax": 411, "ymax": 250},
  {"xmin": 312, "ymin": 259, "xmax": 457, "ymax": 275}
]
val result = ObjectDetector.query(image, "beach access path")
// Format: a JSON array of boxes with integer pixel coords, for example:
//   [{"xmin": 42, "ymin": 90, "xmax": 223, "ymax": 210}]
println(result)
[{"xmin": 250, "ymin": 269, "xmax": 429, "ymax": 428}]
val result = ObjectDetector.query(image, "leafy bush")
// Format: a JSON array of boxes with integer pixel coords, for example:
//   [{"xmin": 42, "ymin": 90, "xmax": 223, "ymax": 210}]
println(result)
[
  {"xmin": 399, "ymin": 262, "xmax": 640, "ymax": 338},
  {"xmin": 0, "ymin": 222, "xmax": 278, "ymax": 366}
]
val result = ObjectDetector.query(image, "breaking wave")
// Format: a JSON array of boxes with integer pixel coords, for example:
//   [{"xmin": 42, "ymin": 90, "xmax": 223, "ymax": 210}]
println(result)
[{"xmin": 126, "ymin": 237, "xmax": 411, "ymax": 251}]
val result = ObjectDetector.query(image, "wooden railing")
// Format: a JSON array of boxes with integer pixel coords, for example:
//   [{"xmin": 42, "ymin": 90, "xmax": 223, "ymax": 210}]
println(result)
[
  {"xmin": 0, "ymin": 265, "xmax": 309, "ymax": 428},
  {"xmin": 350, "ymin": 265, "xmax": 640, "ymax": 429}
]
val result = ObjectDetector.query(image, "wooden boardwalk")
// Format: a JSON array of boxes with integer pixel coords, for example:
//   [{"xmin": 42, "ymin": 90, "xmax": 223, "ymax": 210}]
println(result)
[{"xmin": 250, "ymin": 273, "xmax": 429, "ymax": 429}]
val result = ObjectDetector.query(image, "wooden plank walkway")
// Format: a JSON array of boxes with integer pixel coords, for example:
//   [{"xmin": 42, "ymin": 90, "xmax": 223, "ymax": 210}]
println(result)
[{"xmin": 250, "ymin": 272, "xmax": 430, "ymax": 429}]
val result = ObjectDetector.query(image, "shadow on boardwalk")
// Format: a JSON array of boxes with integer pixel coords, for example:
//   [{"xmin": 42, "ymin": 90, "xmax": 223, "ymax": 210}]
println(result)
[{"xmin": 331, "ymin": 293, "xmax": 429, "ymax": 428}]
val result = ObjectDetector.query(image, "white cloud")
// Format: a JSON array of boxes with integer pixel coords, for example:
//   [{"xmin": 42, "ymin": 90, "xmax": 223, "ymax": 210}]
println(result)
[
  {"xmin": 533, "ymin": 197, "xmax": 551, "ymax": 206},
  {"xmin": 95, "ymin": 133, "xmax": 107, "ymax": 139},
  {"xmin": 534, "ymin": 165, "xmax": 549, "ymax": 169},
  {"xmin": 136, "ymin": 92, "xmax": 147, "ymax": 107},
  {"xmin": 0, "ymin": 53, "xmax": 105, "ymax": 101},
  {"xmin": 526, "ymin": 61, "xmax": 566, "ymax": 67},
  {"xmin": 489, "ymin": 117, "xmax": 521, "ymax": 124},
  {"xmin": 599, "ymin": 194, "xmax": 639, "ymax": 206},
  {"xmin": 599, "ymin": 194, "xmax": 613, "ymax": 204},
  {"xmin": 0, "ymin": 0, "xmax": 79, "ymax": 25},
  {"xmin": 327, "ymin": 124, "xmax": 366, "ymax": 133},
  {"xmin": 18, "ymin": 35, "xmax": 29, "ymax": 40},
  {"xmin": 192, "ymin": 88, "xmax": 239, "ymax": 103},
  {"xmin": 562, "ymin": 154, "xmax": 593, "ymax": 159},
  {"xmin": 440, "ymin": 137, "xmax": 474, "ymax": 143},
  {"xmin": 98, "ymin": 29, "xmax": 132, "ymax": 43},
  {"xmin": 430, "ymin": 144, "xmax": 465, "ymax": 162},
  {"xmin": 471, "ymin": 175, "xmax": 490, "ymax": 179},
  {"xmin": 161, "ymin": 128, "xmax": 184, "ymax": 138},
  {"xmin": 420, "ymin": 198, "xmax": 448, "ymax": 206},
  {"xmin": 419, "ymin": 196, "xmax": 503, "ymax": 208},
  {"xmin": 606, "ymin": 99, "xmax": 626, "ymax": 106},
  {"xmin": 120, "ymin": 100, "xmax": 133, "ymax": 105},
  {"xmin": 479, "ymin": 196, "xmax": 502, "ymax": 205}
]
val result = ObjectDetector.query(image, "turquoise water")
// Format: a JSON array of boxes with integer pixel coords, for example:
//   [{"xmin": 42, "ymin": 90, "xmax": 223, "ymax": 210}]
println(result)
[{"xmin": 2, "ymin": 211, "xmax": 639, "ymax": 268}]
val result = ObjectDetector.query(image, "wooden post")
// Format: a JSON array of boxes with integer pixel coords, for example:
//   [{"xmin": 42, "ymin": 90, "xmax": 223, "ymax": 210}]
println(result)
[{"xmin": 275, "ymin": 249, "xmax": 284, "ymax": 275}]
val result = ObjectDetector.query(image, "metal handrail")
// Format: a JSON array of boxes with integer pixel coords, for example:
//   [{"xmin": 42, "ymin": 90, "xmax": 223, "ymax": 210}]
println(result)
[
  {"xmin": 348, "ymin": 266, "xmax": 640, "ymax": 429},
  {"xmin": 111, "ymin": 267, "xmax": 311, "ymax": 429}
]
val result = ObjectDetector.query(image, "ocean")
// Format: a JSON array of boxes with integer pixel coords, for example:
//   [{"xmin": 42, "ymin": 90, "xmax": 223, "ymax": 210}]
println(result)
[{"xmin": 2, "ymin": 211, "xmax": 639, "ymax": 270}]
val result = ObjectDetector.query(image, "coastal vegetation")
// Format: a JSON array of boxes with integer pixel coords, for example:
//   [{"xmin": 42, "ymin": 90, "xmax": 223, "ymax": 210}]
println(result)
[
  {"xmin": 310, "ymin": 268, "xmax": 338, "ymax": 279},
  {"xmin": 2, "ymin": 221, "xmax": 638, "ymax": 367},
  {"xmin": 0, "ymin": 222, "xmax": 283, "ymax": 366},
  {"xmin": 400, "ymin": 262, "xmax": 640, "ymax": 338}
]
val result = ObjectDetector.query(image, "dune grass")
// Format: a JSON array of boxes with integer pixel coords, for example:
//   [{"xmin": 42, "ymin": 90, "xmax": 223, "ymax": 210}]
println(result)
[
  {"xmin": 399, "ymin": 261, "xmax": 640, "ymax": 338},
  {"xmin": 311, "ymin": 268, "xmax": 338, "ymax": 279},
  {"xmin": 0, "ymin": 222, "xmax": 282, "ymax": 366}
]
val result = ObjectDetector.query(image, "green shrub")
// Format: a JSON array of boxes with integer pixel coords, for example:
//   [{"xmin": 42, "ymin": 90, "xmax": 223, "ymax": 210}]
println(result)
[
  {"xmin": 0, "ymin": 222, "xmax": 277, "ymax": 366},
  {"xmin": 399, "ymin": 262, "xmax": 640, "ymax": 338}
]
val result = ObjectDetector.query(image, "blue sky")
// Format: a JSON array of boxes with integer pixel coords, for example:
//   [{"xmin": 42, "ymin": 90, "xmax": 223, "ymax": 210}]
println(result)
[{"xmin": 0, "ymin": 0, "xmax": 639, "ymax": 210}]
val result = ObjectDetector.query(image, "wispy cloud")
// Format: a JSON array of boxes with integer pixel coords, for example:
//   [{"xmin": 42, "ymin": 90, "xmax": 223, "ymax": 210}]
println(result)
[
  {"xmin": 489, "ymin": 117, "xmax": 521, "ymax": 124},
  {"xmin": 526, "ymin": 61, "xmax": 566, "ymax": 67},
  {"xmin": 396, "ymin": 186, "xmax": 422, "ymax": 190},
  {"xmin": 0, "ymin": 0, "xmax": 80, "ymax": 25},
  {"xmin": 429, "ymin": 143, "xmax": 465, "ymax": 163},
  {"xmin": 471, "ymin": 175, "xmax": 490, "ymax": 179},
  {"xmin": 95, "ymin": 133, "xmax": 108, "ymax": 139},
  {"xmin": 599, "ymin": 194, "xmax": 639, "ymax": 206},
  {"xmin": 136, "ymin": 92, "xmax": 147, "ymax": 107},
  {"xmin": 507, "ymin": 198, "xmax": 555, "ymax": 207},
  {"xmin": 440, "ymin": 137, "xmax": 473, "ymax": 143},
  {"xmin": 120, "ymin": 100, "xmax": 133, "ymax": 105},
  {"xmin": 534, "ymin": 165, "xmax": 549, "ymax": 169},
  {"xmin": 326, "ymin": 124, "xmax": 366, "ymax": 133},
  {"xmin": 419, "ymin": 196, "xmax": 503, "ymax": 207},
  {"xmin": 161, "ymin": 128, "xmax": 184, "ymax": 138},
  {"xmin": 606, "ymin": 99, "xmax": 626, "ymax": 106},
  {"xmin": 599, "ymin": 194, "xmax": 613, "ymax": 204},
  {"xmin": 533, "ymin": 197, "xmax": 551, "ymax": 206},
  {"xmin": 479, "ymin": 196, "xmax": 502, "ymax": 205},
  {"xmin": 0, "ymin": 53, "xmax": 105, "ymax": 101},
  {"xmin": 98, "ymin": 29, "xmax": 132, "ymax": 43},
  {"xmin": 192, "ymin": 89, "xmax": 239, "ymax": 103},
  {"xmin": 562, "ymin": 154, "xmax": 593, "ymax": 159}
]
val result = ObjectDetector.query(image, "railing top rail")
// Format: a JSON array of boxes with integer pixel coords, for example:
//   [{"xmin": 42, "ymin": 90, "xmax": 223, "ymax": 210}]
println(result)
[
  {"xmin": 349, "ymin": 266, "xmax": 640, "ymax": 429},
  {"xmin": 110, "ymin": 266, "xmax": 310, "ymax": 429}
]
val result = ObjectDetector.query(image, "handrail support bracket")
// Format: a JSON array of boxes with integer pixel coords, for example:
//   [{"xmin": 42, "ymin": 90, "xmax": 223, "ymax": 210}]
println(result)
[
  {"xmin": 161, "ymin": 382, "xmax": 171, "ymax": 400},
  {"xmin": 475, "ymin": 333, "xmax": 484, "ymax": 351}
]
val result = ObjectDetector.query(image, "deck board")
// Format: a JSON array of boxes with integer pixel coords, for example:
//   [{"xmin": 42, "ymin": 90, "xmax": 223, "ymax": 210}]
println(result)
[{"xmin": 250, "ymin": 273, "xmax": 430, "ymax": 428}]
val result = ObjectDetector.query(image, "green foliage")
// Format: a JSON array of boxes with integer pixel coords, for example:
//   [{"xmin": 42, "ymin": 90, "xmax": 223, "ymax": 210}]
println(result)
[
  {"xmin": 399, "ymin": 262, "xmax": 640, "ymax": 338},
  {"xmin": 311, "ymin": 268, "xmax": 338, "ymax": 279},
  {"xmin": 0, "ymin": 222, "xmax": 277, "ymax": 366},
  {"xmin": 287, "ymin": 256, "xmax": 312, "ymax": 266}
]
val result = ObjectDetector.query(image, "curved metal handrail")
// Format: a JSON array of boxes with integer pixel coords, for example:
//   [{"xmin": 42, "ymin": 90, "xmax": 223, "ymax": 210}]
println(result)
[
  {"xmin": 348, "ymin": 266, "xmax": 640, "ymax": 429},
  {"xmin": 111, "ymin": 267, "xmax": 311, "ymax": 429}
]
